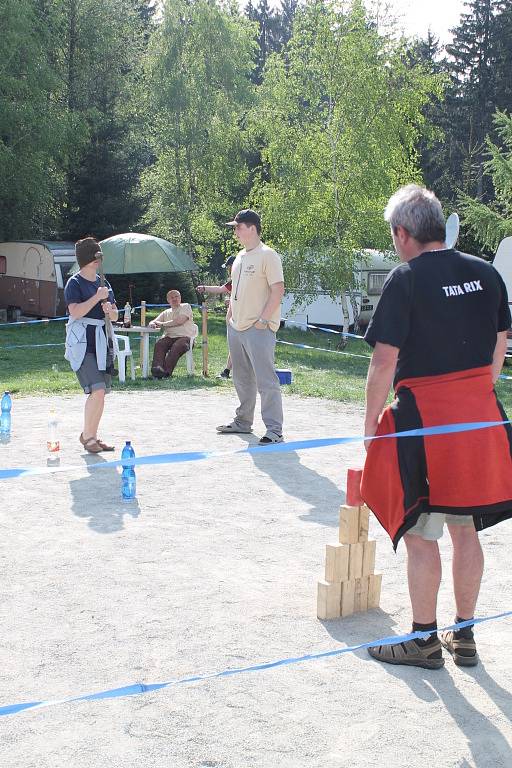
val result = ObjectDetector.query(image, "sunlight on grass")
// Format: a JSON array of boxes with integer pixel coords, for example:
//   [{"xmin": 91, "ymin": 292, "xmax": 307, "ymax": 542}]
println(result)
[{"xmin": 1, "ymin": 311, "xmax": 512, "ymax": 413}]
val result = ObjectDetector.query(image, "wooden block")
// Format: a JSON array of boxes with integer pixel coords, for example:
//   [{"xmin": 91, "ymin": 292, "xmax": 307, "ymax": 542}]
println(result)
[
  {"xmin": 317, "ymin": 580, "xmax": 342, "ymax": 619},
  {"xmin": 367, "ymin": 573, "xmax": 382, "ymax": 609},
  {"xmin": 341, "ymin": 579, "xmax": 356, "ymax": 617},
  {"xmin": 362, "ymin": 540, "xmax": 376, "ymax": 576},
  {"xmin": 354, "ymin": 577, "xmax": 369, "ymax": 612},
  {"xmin": 348, "ymin": 542, "xmax": 364, "ymax": 580},
  {"xmin": 325, "ymin": 543, "xmax": 350, "ymax": 583},
  {"xmin": 339, "ymin": 505, "xmax": 359, "ymax": 544},
  {"xmin": 358, "ymin": 505, "xmax": 369, "ymax": 542},
  {"xmin": 346, "ymin": 468, "xmax": 364, "ymax": 506}
]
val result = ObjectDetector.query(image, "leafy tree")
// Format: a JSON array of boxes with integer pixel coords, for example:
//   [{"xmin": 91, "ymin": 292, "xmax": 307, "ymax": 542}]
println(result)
[
  {"xmin": 250, "ymin": 0, "xmax": 441, "ymax": 301},
  {"xmin": 459, "ymin": 111, "xmax": 512, "ymax": 251},
  {"xmin": 52, "ymin": 0, "xmax": 150, "ymax": 239},
  {"xmin": 141, "ymin": 0, "xmax": 256, "ymax": 265},
  {"xmin": 0, "ymin": 0, "xmax": 65, "ymax": 240}
]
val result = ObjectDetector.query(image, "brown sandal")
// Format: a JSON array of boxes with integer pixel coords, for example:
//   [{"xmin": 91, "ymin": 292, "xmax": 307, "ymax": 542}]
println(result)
[
  {"xmin": 96, "ymin": 439, "xmax": 115, "ymax": 451},
  {"xmin": 80, "ymin": 433, "xmax": 115, "ymax": 452},
  {"xmin": 440, "ymin": 631, "xmax": 478, "ymax": 667},
  {"xmin": 367, "ymin": 638, "xmax": 445, "ymax": 669},
  {"xmin": 83, "ymin": 437, "xmax": 103, "ymax": 454}
]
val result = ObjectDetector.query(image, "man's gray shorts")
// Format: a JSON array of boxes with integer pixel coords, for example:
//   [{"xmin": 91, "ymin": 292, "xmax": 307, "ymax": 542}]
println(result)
[
  {"xmin": 76, "ymin": 353, "xmax": 112, "ymax": 394},
  {"xmin": 407, "ymin": 512, "xmax": 475, "ymax": 541}
]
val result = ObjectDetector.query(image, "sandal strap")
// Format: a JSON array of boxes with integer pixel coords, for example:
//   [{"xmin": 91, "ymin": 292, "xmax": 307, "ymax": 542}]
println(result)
[
  {"xmin": 97, "ymin": 439, "xmax": 115, "ymax": 451},
  {"xmin": 83, "ymin": 437, "xmax": 103, "ymax": 453},
  {"xmin": 370, "ymin": 638, "xmax": 443, "ymax": 663},
  {"xmin": 441, "ymin": 631, "xmax": 476, "ymax": 652}
]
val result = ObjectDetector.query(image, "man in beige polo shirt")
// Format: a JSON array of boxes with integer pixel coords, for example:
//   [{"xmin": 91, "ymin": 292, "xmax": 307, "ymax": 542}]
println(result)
[
  {"xmin": 217, "ymin": 209, "xmax": 285, "ymax": 444},
  {"xmin": 149, "ymin": 289, "xmax": 198, "ymax": 377}
]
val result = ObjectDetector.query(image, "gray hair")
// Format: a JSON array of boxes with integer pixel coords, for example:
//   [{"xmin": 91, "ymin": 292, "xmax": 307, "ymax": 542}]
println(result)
[{"xmin": 384, "ymin": 184, "xmax": 446, "ymax": 244}]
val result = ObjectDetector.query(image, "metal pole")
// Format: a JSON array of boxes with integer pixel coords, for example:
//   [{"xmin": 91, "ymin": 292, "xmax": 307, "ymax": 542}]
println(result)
[
  {"xmin": 140, "ymin": 299, "xmax": 146, "ymax": 372},
  {"xmin": 201, "ymin": 301, "xmax": 208, "ymax": 377}
]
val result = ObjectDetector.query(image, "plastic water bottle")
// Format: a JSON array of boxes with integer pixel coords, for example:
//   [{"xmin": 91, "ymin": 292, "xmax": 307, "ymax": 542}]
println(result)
[
  {"xmin": 47, "ymin": 409, "xmax": 60, "ymax": 455},
  {"xmin": 123, "ymin": 302, "xmax": 132, "ymax": 328},
  {"xmin": 0, "ymin": 391, "xmax": 12, "ymax": 436},
  {"xmin": 121, "ymin": 440, "xmax": 136, "ymax": 501}
]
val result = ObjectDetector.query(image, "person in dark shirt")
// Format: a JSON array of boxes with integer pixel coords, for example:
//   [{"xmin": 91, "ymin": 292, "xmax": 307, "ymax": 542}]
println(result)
[
  {"xmin": 64, "ymin": 237, "xmax": 118, "ymax": 453},
  {"xmin": 361, "ymin": 184, "xmax": 512, "ymax": 670}
]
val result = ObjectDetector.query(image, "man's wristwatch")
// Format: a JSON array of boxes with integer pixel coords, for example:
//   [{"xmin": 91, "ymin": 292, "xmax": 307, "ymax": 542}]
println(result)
[{"xmin": 257, "ymin": 317, "xmax": 269, "ymax": 326}]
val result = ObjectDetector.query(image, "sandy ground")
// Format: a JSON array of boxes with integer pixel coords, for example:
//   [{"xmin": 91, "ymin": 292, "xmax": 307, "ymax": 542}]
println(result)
[{"xmin": 0, "ymin": 388, "xmax": 511, "ymax": 768}]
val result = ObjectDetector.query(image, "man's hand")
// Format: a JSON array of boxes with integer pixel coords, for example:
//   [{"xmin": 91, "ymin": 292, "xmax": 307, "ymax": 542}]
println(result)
[
  {"xmin": 148, "ymin": 320, "xmax": 161, "ymax": 329},
  {"xmin": 364, "ymin": 342, "xmax": 399, "ymax": 452},
  {"xmin": 96, "ymin": 286, "xmax": 109, "ymax": 302},
  {"xmin": 363, "ymin": 419, "xmax": 379, "ymax": 453},
  {"xmin": 254, "ymin": 320, "xmax": 268, "ymax": 330},
  {"xmin": 102, "ymin": 301, "xmax": 113, "ymax": 316}
]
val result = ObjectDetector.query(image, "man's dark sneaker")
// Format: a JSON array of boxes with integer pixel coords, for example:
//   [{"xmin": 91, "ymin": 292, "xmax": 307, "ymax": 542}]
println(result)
[
  {"xmin": 258, "ymin": 432, "xmax": 284, "ymax": 445},
  {"xmin": 217, "ymin": 368, "xmax": 231, "ymax": 379}
]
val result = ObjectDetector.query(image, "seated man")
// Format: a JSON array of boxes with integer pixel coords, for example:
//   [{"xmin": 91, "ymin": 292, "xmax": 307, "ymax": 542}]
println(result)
[{"xmin": 149, "ymin": 289, "xmax": 198, "ymax": 377}]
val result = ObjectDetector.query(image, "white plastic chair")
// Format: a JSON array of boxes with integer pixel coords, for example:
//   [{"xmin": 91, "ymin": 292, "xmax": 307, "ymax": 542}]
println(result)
[
  {"xmin": 186, "ymin": 325, "xmax": 199, "ymax": 375},
  {"xmin": 114, "ymin": 333, "xmax": 135, "ymax": 383}
]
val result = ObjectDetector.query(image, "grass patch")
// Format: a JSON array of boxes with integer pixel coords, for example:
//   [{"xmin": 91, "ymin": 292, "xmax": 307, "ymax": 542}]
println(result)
[{"xmin": 1, "ymin": 311, "xmax": 512, "ymax": 414}]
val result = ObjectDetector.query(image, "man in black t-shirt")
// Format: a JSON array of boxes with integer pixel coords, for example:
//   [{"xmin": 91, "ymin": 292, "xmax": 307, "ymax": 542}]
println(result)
[
  {"xmin": 64, "ymin": 237, "xmax": 118, "ymax": 453},
  {"xmin": 360, "ymin": 184, "xmax": 512, "ymax": 670}
]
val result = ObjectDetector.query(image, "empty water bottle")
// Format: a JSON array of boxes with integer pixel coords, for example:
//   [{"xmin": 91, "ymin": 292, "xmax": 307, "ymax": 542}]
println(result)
[
  {"xmin": 121, "ymin": 440, "xmax": 136, "ymax": 501},
  {"xmin": 47, "ymin": 409, "xmax": 60, "ymax": 455},
  {"xmin": 0, "ymin": 391, "xmax": 12, "ymax": 436},
  {"xmin": 123, "ymin": 302, "xmax": 132, "ymax": 328}
]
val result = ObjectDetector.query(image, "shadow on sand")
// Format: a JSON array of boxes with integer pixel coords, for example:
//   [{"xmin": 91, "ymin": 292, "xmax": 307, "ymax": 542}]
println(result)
[
  {"xmin": 249, "ymin": 445, "xmax": 344, "ymax": 527},
  {"xmin": 323, "ymin": 609, "xmax": 512, "ymax": 767},
  {"xmin": 69, "ymin": 453, "xmax": 140, "ymax": 533}
]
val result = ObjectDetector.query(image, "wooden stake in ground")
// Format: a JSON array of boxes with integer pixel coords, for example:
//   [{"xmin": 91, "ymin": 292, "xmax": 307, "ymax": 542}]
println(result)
[
  {"xmin": 139, "ymin": 299, "xmax": 146, "ymax": 368},
  {"xmin": 317, "ymin": 468, "xmax": 382, "ymax": 620},
  {"xmin": 201, "ymin": 301, "xmax": 208, "ymax": 377}
]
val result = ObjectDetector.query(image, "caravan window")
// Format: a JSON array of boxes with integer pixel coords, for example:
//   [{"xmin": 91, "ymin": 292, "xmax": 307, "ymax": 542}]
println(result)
[
  {"xmin": 55, "ymin": 262, "xmax": 75, "ymax": 289},
  {"xmin": 0, "ymin": 255, "xmax": 5, "ymax": 275},
  {"xmin": 367, "ymin": 272, "xmax": 388, "ymax": 296}
]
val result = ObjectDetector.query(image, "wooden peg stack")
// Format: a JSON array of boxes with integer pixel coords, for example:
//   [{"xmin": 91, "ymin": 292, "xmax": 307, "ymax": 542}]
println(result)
[{"xmin": 317, "ymin": 468, "xmax": 382, "ymax": 620}]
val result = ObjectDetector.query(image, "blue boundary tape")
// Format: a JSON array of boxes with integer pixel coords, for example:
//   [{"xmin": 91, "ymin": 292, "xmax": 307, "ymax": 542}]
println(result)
[
  {"xmin": 0, "ymin": 612, "xmax": 510, "ymax": 717},
  {"xmin": 1, "ymin": 343, "xmax": 65, "ymax": 350},
  {"xmin": 277, "ymin": 339, "xmax": 371, "ymax": 359},
  {"xmin": 0, "ymin": 419, "xmax": 510, "ymax": 481},
  {"xmin": 0, "ymin": 316, "xmax": 67, "ymax": 327}
]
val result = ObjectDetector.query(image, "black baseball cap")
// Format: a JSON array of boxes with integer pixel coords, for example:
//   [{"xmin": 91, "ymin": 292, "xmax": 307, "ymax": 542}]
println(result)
[
  {"xmin": 222, "ymin": 255, "xmax": 236, "ymax": 268},
  {"xmin": 225, "ymin": 209, "xmax": 261, "ymax": 228}
]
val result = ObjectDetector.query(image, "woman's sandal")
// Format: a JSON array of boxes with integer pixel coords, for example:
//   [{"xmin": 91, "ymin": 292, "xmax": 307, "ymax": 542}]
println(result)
[
  {"xmin": 80, "ymin": 433, "xmax": 115, "ymax": 452},
  {"xmin": 367, "ymin": 638, "xmax": 445, "ymax": 669},
  {"xmin": 440, "ymin": 631, "xmax": 479, "ymax": 667},
  {"xmin": 82, "ymin": 437, "xmax": 104, "ymax": 454}
]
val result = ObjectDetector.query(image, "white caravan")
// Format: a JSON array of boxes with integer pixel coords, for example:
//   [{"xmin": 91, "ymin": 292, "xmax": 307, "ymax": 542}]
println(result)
[
  {"xmin": 280, "ymin": 214, "xmax": 461, "ymax": 332},
  {"xmin": 281, "ymin": 249, "xmax": 397, "ymax": 332}
]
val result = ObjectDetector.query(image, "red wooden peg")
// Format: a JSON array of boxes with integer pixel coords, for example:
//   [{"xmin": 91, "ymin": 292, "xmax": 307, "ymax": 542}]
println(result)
[{"xmin": 346, "ymin": 468, "xmax": 364, "ymax": 506}]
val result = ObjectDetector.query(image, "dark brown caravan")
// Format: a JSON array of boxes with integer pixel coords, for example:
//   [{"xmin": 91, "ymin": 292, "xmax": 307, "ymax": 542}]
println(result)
[{"xmin": 0, "ymin": 241, "xmax": 76, "ymax": 319}]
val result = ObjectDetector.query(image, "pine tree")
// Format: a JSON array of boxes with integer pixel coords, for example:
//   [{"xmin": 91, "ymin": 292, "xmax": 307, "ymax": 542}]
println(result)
[
  {"xmin": 444, "ymin": 0, "xmax": 512, "ymax": 198},
  {"xmin": 459, "ymin": 110, "xmax": 512, "ymax": 251},
  {"xmin": 245, "ymin": 0, "xmax": 298, "ymax": 83}
]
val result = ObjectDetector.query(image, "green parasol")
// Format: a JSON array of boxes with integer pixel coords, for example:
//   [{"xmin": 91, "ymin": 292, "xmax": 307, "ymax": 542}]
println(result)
[{"xmin": 98, "ymin": 233, "xmax": 198, "ymax": 273}]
